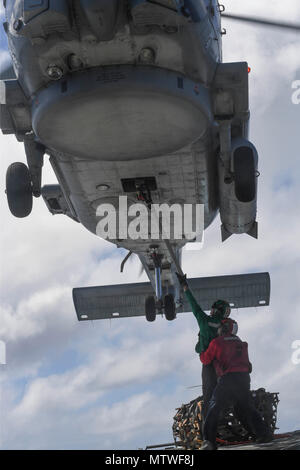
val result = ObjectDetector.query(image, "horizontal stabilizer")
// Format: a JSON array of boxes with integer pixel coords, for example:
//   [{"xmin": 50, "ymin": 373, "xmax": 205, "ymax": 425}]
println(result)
[
  {"xmin": 73, "ymin": 272, "xmax": 270, "ymax": 321},
  {"xmin": 182, "ymin": 272, "xmax": 270, "ymax": 311},
  {"xmin": 73, "ymin": 281, "xmax": 153, "ymax": 321}
]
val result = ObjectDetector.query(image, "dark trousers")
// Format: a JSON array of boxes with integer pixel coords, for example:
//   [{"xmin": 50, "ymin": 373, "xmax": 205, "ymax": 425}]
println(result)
[
  {"xmin": 201, "ymin": 363, "xmax": 218, "ymax": 419},
  {"xmin": 203, "ymin": 372, "xmax": 269, "ymax": 444}
]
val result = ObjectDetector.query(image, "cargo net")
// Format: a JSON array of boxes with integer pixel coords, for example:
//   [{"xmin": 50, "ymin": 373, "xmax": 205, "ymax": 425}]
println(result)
[{"xmin": 173, "ymin": 388, "xmax": 279, "ymax": 449}]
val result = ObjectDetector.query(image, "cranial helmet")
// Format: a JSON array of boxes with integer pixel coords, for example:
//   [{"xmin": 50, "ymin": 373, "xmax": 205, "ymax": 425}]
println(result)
[
  {"xmin": 211, "ymin": 299, "xmax": 231, "ymax": 318},
  {"xmin": 218, "ymin": 318, "xmax": 238, "ymax": 336}
]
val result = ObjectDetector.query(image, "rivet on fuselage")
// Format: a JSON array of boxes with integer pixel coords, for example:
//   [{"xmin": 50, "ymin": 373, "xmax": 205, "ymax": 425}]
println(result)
[
  {"xmin": 47, "ymin": 65, "xmax": 64, "ymax": 80},
  {"xmin": 139, "ymin": 48, "xmax": 156, "ymax": 64},
  {"xmin": 67, "ymin": 54, "xmax": 84, "ymax": 71}
]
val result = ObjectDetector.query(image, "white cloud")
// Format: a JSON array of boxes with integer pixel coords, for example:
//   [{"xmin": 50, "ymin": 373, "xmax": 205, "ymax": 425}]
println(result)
[
  {"xmin": 6, "ymin": 326, "xmax": 195, "ymax": 416},
  {"xmin": 0, "ymin": 49, "xmax": 11, "ymax": 71},
  {"xmin": 224, "ymin": 0, "xmax": 300, "ymax": 20},
  {"xmin": 0, "ymin": 324, "xmax": 197, "ymax": 449}
]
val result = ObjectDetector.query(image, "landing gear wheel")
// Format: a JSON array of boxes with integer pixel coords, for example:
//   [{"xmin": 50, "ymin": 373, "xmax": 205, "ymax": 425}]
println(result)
[
  {"xmin": 145, "ymin": 295, "xmax": 156, "ymax": 322},
  {"xmin": 6, "ymin": 162, "xmax": 33, "ymax": 218},
  {"xmin": 164, "ymin": 294, "xmax": 176, "ymax": 321}
]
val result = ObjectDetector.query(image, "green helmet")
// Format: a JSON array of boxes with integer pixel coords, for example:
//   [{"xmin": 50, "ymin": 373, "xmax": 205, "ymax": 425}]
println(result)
[{"xmin": 211, "ymin": 300, "xmax": 231, "ymax": 318}]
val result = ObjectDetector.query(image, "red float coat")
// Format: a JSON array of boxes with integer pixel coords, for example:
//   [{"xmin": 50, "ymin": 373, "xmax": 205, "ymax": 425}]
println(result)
[{"xmin": 200, "ymin": 335, "xmax": 252, "ymax": 377}]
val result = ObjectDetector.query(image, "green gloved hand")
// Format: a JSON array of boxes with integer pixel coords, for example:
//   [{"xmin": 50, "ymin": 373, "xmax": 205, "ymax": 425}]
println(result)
[{"xmin": 176, "ymin": 272, "xmax": 188, "ymax": 289}]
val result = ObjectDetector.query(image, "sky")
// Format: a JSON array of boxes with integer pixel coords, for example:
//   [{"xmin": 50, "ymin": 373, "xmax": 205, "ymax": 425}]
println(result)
[{"xmin": 0, "ymin": 0, "xmax": 300, "ymax": 450}]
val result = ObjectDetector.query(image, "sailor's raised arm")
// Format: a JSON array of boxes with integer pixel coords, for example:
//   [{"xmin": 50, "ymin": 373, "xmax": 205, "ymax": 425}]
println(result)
[{"xmin": 176, "ymin": 273, "xmax": 209, "ymax": 324}]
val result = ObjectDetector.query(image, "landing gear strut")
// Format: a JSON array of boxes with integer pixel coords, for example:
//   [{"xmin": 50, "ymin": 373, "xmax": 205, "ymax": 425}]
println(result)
[{"xmin": 144, "ymin": 249, "xmax": 176, "ymax": 322}]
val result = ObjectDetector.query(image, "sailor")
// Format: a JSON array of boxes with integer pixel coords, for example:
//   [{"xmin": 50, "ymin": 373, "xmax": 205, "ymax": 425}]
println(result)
[
  {"xmin": 200, "ymin": 318, "xmax": 273, "ymax": 450},
  {"xmin": 176, "ymin": 273, "xmax": 231, "ymax": 419}
]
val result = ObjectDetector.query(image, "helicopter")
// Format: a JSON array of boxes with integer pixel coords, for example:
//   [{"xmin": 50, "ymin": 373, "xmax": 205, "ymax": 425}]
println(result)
[{"xmin": 2, "ymin": 1, "xmax": 298, "ymax": 323}]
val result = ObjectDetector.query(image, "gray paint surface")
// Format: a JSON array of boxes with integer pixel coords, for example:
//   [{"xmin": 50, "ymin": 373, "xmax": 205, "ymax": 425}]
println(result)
[
  {"xmin": 73, "ymin": 272, "xmax": 270, "ymax": 321},
  {"xmin": 0, "ymin": 0, "xmax": 265, "ymax": 318}
]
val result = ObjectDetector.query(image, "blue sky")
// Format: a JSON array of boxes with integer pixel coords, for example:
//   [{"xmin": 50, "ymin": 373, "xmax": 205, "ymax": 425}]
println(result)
[{"xmin": 0, "ymin": 0, "xmax": 300, "ymax": 449}]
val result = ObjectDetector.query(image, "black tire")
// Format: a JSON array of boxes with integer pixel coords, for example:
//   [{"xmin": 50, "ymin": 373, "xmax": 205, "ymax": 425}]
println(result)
[
  {"xmin": 164, "ymin": 294, "xmax": 176, "ymax": 321},
  {"xmin": 145, "ymin": 296, "xmax": 156, "ymax": 322},
  {"xmin": 233, "ymin": 146, "xmax": 256, "ymax": 203},
  {"xmin": 6, "ymin": 162, "xmax": 33, "ymax": 218}
]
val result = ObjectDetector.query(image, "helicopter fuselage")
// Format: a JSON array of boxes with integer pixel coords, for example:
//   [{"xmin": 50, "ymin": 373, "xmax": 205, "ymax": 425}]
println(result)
[{"xmin": 1, "ymin": 1, "xmax": 259, "ymax": 313}]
